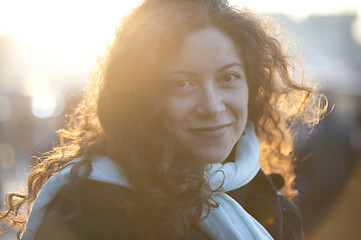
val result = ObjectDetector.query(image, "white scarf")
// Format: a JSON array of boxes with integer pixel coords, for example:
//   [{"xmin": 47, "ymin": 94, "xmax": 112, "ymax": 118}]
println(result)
[
  {"xmin": 21, "ymin": 122, "xmax": 273, "ymax": 240},
  {"xmin": 199, "ymin": 121, "xmax": 273, "ymax": 239}
]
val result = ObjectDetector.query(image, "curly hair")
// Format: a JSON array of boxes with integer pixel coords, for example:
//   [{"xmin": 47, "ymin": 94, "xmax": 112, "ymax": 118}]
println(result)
[{"xmin": 1, "ymin": 0, "xmax": 326, "ymax": 239}]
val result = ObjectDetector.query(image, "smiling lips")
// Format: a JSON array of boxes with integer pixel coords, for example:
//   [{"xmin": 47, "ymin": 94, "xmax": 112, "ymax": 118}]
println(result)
[{"xmin": 189, "ymin": 123, "xmax": 231, "ymax": 139}]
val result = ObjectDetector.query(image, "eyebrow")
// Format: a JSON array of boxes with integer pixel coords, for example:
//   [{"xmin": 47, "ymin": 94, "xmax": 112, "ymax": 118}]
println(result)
[
  {"xmin": 166, "ymin": 62, "xmax": 244, "ymax": 76},
  {"xmin": 216, "ymin": 62, "xmax": 244, "ymax": 74}
]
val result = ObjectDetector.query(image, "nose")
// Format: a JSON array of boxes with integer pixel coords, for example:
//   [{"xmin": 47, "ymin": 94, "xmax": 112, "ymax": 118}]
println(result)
[{"xmin": 195, "ymin": 84, "xmax": 225, "ymax": 117}]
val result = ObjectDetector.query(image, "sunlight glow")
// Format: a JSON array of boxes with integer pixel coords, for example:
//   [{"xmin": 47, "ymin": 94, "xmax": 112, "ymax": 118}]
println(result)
[
  {"xmin": 25, "ymin": 70, "xmax": 51, "ymax": 96},
  {"xmin": 0, "ymin": 0, "xmax": 141, "ymax": 68},
  {"xmin": 1, "ymin": 0, "xmax": 359, "ymax": 62},
  {"xmin": 0, "ymin": 0, "xmax": 360, "ymax": 90}
]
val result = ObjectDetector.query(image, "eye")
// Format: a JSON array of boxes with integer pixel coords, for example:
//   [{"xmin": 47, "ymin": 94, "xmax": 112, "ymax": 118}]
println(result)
[
  {"xmin": 175, "ymin": 79, "xmax": 192, "ymax": 88},
  {"xmin": 167, "ymin": 77, "xmax": 195, "ymax": 96},
  {"xmin": 219, "ymin": 72, "xmax": 241, "ymax": 84}
]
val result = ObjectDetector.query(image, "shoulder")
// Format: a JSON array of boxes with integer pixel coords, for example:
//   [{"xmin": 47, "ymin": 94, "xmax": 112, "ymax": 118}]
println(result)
[
  {"xmin": 278, "ymin": 195, "xmax": 304, "ymax": 240},
  {"xmin": 32, "ymin": 157, "xmax": 137, "ymax": 239},
  {"xmin": 31, "ymin": 157, "xmax": 209, "ymax": 240},
  {"xmin": 36, "ymin": 175, "xmax": 210, "ymax": 240},
  {"xmin": 229, "ymin": 170, "xmax": 303, "ymax": 240},
  {"xmin": 35, "ymin": 179, "xmax": 139, "ymax": 240}
]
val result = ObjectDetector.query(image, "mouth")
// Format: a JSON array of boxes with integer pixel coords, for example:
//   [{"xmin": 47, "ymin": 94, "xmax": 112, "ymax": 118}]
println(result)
[{"xmin": 189, "ymin": 123, "xmax": 231, "ymax": 138}]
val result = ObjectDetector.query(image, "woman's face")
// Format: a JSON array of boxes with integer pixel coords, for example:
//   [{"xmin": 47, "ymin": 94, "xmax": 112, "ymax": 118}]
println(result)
[{"xmin": 162, "ymin": 27, "xmax": 249, "ymax": 163}]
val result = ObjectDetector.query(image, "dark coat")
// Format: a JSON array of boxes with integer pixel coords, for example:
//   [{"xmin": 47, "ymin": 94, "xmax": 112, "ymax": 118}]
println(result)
[{"xmin": 35, "ymin": 170, "xmax": 303, "ymax": 240}]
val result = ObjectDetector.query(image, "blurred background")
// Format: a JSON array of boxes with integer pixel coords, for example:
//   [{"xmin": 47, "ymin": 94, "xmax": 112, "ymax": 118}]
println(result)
[{"xmin": 1, "ymin": 0, "xmax": 360, "ymax": 239}]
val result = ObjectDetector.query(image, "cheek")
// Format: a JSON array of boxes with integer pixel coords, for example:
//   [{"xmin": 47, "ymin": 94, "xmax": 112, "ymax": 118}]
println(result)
[
  {"xmin": 241, "ymin": 94, "xmax": 249, "ymax": 114},
  {"xmin": 163, "ymin": 97, "xmax": 193, "ymax": 132},
  {"xmin": 229, "ymin": 87, "xmax": 249, "ymax": 135},
  {"xmin": 165, "ymin": 100, "xmax": 184, "ymax": 121},
  {"xmin": 229, "ymin": 87, "xmax": 249, "ymax": 115}
]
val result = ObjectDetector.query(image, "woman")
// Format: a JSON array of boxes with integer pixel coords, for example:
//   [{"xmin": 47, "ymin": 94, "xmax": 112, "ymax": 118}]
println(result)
[{"xmin": 1, "ymin": 0, "xmax": 324, "ymax": 239}]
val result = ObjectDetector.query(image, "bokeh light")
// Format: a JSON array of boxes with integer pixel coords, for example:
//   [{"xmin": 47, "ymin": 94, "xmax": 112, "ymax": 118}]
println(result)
[{"xmin": 31, "ymin": 91, "xmax": 65, "ymax": 119}]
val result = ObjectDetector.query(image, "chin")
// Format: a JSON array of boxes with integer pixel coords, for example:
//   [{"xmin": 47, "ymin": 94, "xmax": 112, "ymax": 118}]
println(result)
[
  {"xmin": 192, "ymin": 140, "xmax": 237, "ymax": 164},
  {"xmin": 200, "ymin": 150, "xmax": 232, "ymax": 164}
]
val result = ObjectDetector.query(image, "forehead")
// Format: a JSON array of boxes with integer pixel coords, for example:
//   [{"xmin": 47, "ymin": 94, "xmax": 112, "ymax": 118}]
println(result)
[{"xmin": 165, "ymin": 27, "xmax": 242, "ymax": 72}]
